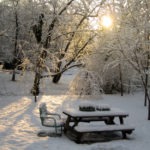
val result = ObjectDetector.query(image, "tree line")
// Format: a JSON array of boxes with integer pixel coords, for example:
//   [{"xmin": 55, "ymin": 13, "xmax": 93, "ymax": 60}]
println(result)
[{"xmin": 0, "ymin": 0, "xmax": 150, "ymax": 119}]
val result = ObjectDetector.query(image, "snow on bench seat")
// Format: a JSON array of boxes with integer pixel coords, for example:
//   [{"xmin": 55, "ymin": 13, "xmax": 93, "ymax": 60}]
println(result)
[
  {"xmin": 73, "ymin": 125, "xmax": 135, "ymax": 143},
  {"xmin": 74, "ymin": 124, "xmax": 135, "ymax": 133}
]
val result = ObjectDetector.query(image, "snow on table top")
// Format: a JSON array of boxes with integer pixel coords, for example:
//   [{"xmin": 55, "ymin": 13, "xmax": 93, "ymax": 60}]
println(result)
[
  {"xmin": 78, "ymin": 102, "xmax": 110, "ymax": 108},
  {"xmin": 63, "ymin": 108, "xmax": 129, "ymax": 117}
]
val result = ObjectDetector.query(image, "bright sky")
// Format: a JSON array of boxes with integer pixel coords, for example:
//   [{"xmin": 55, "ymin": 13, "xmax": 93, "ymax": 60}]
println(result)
[
  {"xmin": 90, "ymin": 15, "xmax": 113, "ymax": 30},
  {"xmin": 101, "ymin": 15, "xmax": 113, "ymax": 28}
]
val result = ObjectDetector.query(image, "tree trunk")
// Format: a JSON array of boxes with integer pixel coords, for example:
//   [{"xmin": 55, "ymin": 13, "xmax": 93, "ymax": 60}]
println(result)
[
  {"xmin": 145, "ymin": 89, "xmax": 150, "ymax": 120},
  {"xmin": 31, "ymin": 13, "xmax": 45, "ymax": 101},
  {"xmin": 31, "ymin": 72, "xmax": 40, "ymax": 102},
  {"xmin": 144, "ymin": 74, "xmax": 148, "ymax": 106},
  {"xmin": 52, "ymin": 73, "xmax": 62, "ymax": 83},
  {"xmin": 12, "ymin": 9, "xmax": 19, "ymax": 81},
  {"xmin": 128, "ymin": 80, "xmax": 131, "ymax": 94},
  {"xmin": 12, "ymin": 70, "xmax": 16, "ymax": 81},
  {"xmin": 52, "ymin": 61, "xmax": 62, "ymax": 83},
  {"xmin": 119, "ymin": 64, "xmax": 123, "ymax": 96},
  {"xmin": 140, "ymin": 74, "xmax": 150, "ymax": 120},
  {"xmin": 34, "ymin": 95, "xmax": 37, "ymax": 103},
  {"xmin": 32, "ymin": 14, "xmax": 44, "ymax": 44},
  {"xmin": 148, "ymin": 100, "xmax": 150, "ymax": 120},
  {"xmin": 144, "ymin": 53, "xmax": 150, "ymax": 106}
]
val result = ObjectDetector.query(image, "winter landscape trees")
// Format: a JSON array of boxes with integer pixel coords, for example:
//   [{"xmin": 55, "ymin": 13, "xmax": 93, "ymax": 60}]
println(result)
[
  {"xmin": 0, "ymin": 0, "xmax": 150, "ymax": 119},
  {"xmin": 84, "ymin": 0, "xmax": 150, "ymax": 119}
]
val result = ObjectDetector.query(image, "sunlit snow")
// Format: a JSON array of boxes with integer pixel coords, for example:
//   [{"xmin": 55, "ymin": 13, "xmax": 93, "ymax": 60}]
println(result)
[{"xmin": 0, "ymin": 68, "xmax": 150, "ymax": 150}]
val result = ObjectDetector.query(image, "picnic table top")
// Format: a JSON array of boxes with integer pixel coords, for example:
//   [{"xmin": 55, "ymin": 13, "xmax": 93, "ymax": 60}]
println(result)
[{"xmin": 63, "ymin": 108, "xmax": 129, "ymax": 118}]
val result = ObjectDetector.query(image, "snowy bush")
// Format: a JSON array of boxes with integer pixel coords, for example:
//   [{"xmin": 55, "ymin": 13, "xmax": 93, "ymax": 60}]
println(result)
[{"xmin": 69, "ymin": 70, "xmax": 103, "ymax": 96}]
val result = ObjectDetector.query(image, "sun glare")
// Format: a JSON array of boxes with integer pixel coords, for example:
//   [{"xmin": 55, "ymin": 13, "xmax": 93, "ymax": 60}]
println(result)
[{"xmin": 101, "ymin": 15, "xmax": 112, "ymax": 28}]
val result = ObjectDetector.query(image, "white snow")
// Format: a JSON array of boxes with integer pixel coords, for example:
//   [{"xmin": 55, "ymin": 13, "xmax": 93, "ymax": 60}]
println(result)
[{"xmin": 0, "ymin": 68, "xmax": 150, "ymax": 150}]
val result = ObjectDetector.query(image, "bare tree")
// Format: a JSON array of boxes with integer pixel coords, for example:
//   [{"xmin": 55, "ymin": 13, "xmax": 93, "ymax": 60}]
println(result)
[
  {"xmin": 100, "ymin": 0, "xmax": 150, "ymax": 119},
  {"xmin": 31, "ymin": 0, "xmax": 75, "ymax": 102},
  {"xmin": 11, "ymin": 0, "xmax": 20, "ymax": 81}
]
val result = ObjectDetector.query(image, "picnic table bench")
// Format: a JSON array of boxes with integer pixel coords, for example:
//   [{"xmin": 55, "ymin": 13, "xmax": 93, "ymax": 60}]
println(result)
[
  {"xmin": 74, "ymin": 124, "xmax": 134, "ymax": 143},
  {"xmin": 63, "ymin": 107, "xmax": 135, "ymax": 143}
]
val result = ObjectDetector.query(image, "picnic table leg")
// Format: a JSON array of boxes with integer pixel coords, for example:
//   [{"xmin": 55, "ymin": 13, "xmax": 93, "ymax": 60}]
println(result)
[
  {"xmin": 119, "ymin": 117, "xmax": 124, "ymax": 124},
  {"xmin": 105, "ymin": 117, "xmax": 115, "ymax": 124},
  {"xmin": 72, "ymin": 118, "xmax": 80, "ymax": 128},
  {"xmin": 122, "ymin": 131, "xmax": 127, "ymax": 139},
  {"xmin": 75, "ymin": 132, "xmax": 83, "ymax": 144},
  {"xmin": 64, "ymin": 116, "xmax": 71, "ymax": 133}
]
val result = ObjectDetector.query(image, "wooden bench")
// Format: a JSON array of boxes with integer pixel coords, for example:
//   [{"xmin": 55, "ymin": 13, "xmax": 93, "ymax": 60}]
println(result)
[{"xmin": 74, "ymin": 124, "xmax": 135, "ymax": 143}]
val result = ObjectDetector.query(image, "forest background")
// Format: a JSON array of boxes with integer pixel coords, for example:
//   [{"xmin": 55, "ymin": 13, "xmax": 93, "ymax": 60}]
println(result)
[{"xmin": 0, "ymin": 0, "xmax": 150, "ymax": 119}]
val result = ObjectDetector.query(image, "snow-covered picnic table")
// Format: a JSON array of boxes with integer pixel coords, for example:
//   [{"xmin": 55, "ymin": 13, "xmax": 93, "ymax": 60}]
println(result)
[{"xmin": 63, "ymin": 106, "xmax": 135, "ymax": 143}]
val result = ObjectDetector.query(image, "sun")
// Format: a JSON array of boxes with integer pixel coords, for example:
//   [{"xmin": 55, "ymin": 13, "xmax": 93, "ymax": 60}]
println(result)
[{"xmin": 101, "ymin": 15, "xmax": 113, "ymax": 28}]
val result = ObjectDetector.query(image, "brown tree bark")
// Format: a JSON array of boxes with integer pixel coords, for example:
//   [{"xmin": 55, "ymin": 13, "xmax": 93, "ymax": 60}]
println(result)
[{"xmin": 12, "ymin": 7, "xmax": 19, "ymax": 81}]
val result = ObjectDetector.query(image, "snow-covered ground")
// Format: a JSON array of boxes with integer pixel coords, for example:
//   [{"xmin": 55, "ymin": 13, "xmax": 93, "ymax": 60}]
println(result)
[{"xmin": 0, "ymin": 68, "xmax": 150, "ymax": 150}]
